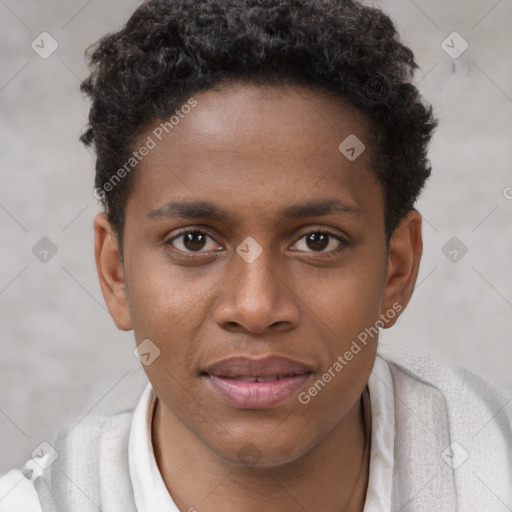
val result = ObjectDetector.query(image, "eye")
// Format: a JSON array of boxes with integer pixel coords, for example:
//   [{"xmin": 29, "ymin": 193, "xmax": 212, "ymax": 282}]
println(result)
[
  {"xmin": 166, "ymin": 229, "xmax": 222, "ymax": 254},
  {"xmin": 291, "ymin": 230, "xmax": 348, "ymax": 255}
]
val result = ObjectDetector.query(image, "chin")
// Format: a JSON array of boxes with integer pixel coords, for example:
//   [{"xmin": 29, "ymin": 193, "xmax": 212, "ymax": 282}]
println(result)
[{"xmin": 212, "ymin": 429, "xmax": 314, "ymax": 469}]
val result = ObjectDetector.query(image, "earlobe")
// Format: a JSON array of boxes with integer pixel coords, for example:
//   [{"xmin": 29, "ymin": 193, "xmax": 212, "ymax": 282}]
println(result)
[
  {"xmin": 94, "ymin": 213, "xmax": 133, "ymax": 331},
  {"xmin": 380, "ymin": 209, "xmax": 423, "ymax": 328}
]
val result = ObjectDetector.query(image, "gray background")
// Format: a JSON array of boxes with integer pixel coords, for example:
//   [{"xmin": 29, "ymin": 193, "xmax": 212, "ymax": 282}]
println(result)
[{"xmin": 0, "ymin": 0, "xmax": 511, "ymax": 474}]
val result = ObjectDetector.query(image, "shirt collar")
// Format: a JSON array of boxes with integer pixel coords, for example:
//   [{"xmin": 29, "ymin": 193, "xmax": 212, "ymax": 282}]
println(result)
[{"xmin": 128, "ymin": 382, "xmax": 180, "ymax": 512}]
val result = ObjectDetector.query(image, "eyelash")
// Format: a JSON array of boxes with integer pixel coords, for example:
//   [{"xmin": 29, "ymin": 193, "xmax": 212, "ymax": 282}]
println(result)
[{"xmin": 165, "ymin": 228, "xmax": 349, "ymax": 260}]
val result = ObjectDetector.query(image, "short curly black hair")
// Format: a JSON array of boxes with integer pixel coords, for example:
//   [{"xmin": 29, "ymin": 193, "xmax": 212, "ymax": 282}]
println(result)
[{"xmin": 80, "ymin": 0, "xmax": 437, "ymax": 257}]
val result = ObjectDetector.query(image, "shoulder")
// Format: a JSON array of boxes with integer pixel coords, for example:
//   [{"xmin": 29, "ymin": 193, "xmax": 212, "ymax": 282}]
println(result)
[
  {"xmin": 53, "ymin": 407, "xmax": 134, "ymax": 451},
  {"xmin": 377, "ymin": 343, "xmax": 512, "ymax": 509},
  {"xmin": 0, "ymin": 408, "xmax": 135, "ymax": 512},
  {"xmin": 378, "ymin": 343, "xmax": 512, "ymax": 414}
]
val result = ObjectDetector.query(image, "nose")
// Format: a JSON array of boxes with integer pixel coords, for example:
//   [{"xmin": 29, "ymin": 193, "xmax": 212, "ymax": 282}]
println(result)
[{"xmin": 213, "ymin": 244, "xmax": 300, "ymax": 335}]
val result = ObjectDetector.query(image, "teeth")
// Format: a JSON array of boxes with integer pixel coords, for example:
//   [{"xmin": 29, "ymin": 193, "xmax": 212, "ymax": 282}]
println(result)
[{"xmin": 236, "ymin": 376, "xmax": 287, "ymax": 382}]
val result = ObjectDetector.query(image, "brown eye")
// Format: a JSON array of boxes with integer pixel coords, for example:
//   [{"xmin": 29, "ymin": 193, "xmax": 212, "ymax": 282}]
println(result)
[
  {"xmin": 183, "ymin": 232, "xmax": 207, "ymax": 251},
  {"xmin": 304, "ymin": 232, "xmax": 329, "ymax": 251},
  {"xmin": 167, "ymin": 229, "xmax": 221, "ymax": 253},
  {"xmin": 292, "ymin": 231, "xmax": 347, "ymax": 254}
]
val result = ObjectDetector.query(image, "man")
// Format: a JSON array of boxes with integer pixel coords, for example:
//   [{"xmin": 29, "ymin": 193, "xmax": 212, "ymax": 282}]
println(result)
[{"xmin": 1, "ymin": 0, "xmax": 510, "ymax": 510}]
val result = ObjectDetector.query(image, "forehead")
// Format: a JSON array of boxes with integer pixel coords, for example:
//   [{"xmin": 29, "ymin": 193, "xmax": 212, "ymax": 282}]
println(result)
[{"xmin": 127, "ymin": 82, "xmax": 383, "ymax": 225}]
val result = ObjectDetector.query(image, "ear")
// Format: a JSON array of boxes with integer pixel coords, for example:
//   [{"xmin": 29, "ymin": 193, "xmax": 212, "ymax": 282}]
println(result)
[
  {"xmin": 380, "ymin": 209, "xmax": 423, "ymax": 328},
  {"xmin": 93, "ymin": 212, "xmax": 133, "ymax": 331}
]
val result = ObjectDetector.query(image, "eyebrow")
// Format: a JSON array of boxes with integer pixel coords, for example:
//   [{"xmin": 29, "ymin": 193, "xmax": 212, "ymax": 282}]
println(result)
[{"xmin": 147, "ymin": 198, "xmax": 363, "ymax": 221}]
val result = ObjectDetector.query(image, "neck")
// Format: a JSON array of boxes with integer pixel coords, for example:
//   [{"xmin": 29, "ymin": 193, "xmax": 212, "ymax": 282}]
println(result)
[{"xmin": 152, "ymin": 387, "xmax": 371, "ymax": 512}]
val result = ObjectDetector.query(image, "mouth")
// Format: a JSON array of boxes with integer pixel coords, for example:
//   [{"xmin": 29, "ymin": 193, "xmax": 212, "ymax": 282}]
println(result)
[{"xmin": 202, "ymin": 356, "xmax": 313, "ymax": 409}]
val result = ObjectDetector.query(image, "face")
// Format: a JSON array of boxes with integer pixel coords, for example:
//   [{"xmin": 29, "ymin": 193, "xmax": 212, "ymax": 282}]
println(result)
[{"xmin": 95, "ymin": 82, "xmax": 422, "ymax": 467}]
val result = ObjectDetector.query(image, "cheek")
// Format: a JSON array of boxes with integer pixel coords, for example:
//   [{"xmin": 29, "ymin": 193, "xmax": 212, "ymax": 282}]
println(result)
[
  {"xmin": 294, "ymin": 253, "xmax": 385, "ymax": 398},
  {"xmin": 125, "ymin": 254, "xmax": 226, "ymax": 400},
  {"xmin": 295, "ymin": 269, "xmax": 381, "ymax": 431},
  {"xmin": 299, "ymin": 258, "xmax": 386, "ymax": 339},
  {"xmin": 126, "ymin": 249, "xmax": 219, "ymax": 338}
]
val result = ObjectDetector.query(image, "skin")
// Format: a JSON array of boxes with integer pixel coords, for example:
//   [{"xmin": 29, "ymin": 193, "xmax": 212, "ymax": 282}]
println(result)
[{"xmin": 94, "ymin": 82, "xmax": 422, "ymax": 511}]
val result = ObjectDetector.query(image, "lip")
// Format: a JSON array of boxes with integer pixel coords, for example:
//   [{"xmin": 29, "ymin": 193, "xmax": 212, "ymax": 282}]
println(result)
[{"xmin": 203, "ymin": 356, "xmax": 313, "ymax": 409}]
